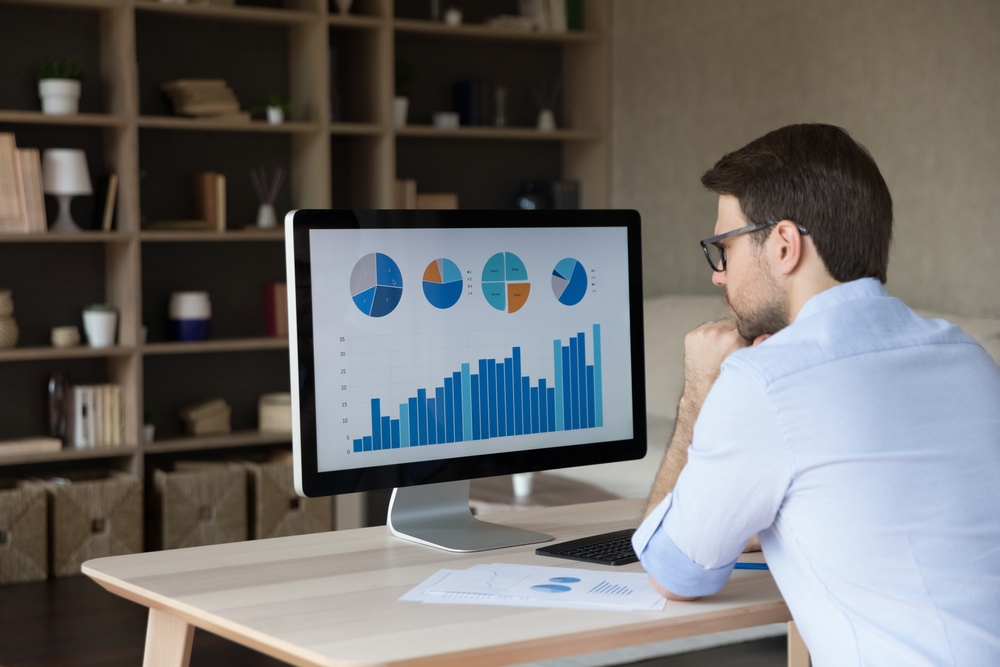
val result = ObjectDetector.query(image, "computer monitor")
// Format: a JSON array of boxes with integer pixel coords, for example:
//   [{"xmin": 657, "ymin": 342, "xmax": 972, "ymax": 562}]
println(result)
[{"xmin": 286, "ymin": 209, "xmax": 646, "ymax": 552}]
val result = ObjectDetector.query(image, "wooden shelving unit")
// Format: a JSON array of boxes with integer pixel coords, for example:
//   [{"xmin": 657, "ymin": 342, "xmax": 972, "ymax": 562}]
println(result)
[{"xmin": 0, "ymin": 0, "xmax": 610, "ymax": 537}]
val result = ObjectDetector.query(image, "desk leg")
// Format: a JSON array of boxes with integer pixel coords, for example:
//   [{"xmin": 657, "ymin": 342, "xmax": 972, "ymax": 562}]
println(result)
[
  {"xmin": 787, "ymin": 620, "xmax": 810, "ymax": 667},
  {"xmin": 143, "ymin": 608, "xmax": 195, "ymax": 667}
]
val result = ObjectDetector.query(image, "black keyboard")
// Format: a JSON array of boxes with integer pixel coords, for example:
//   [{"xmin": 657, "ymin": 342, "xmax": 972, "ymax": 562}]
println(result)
[{"xmin": 535, "ymin": 528, "xmax": 638, "ymax": 566}]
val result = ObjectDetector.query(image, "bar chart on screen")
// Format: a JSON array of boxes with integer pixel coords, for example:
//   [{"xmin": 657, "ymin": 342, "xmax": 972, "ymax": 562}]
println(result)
[{"xmin": 343, "ymin": 324, "xmax": 606, "ymax": 453}]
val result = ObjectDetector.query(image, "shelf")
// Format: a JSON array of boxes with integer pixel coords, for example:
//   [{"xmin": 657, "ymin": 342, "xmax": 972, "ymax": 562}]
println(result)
[
  {"xmin": 0, "ymin": 445, "xmax": 139, "ymax": 467},
  {"xmin": 0, "ymin": 0, "xmax": 123, "ymax": 11},
  {"xmin": 330, "ymin": 122, "xmax": 385, "ymax": 136},
  {"xmin": 329, "ymin": 13, "xmax": 383, "ymax": 30},
  {"xmin": 393, "ymin": 19, "xmax": 599, "ymax": 43},
  {"xmin": 0, "ymin": 110, "xmax": 127, "ymax": 128},
  {"xmin": 138, "ymin": 116, "xmax": 321, "ymax": 133},
  {"xmin": 0, "ymin": 345, "xmax": 135, "ymax": 362},
  {"xmin": 134, "ymin": 1, "xmax": 319, "ymax": 25},
  {"xmin": 395, "ymin": 126, "xmax": 601, "ymax": 141},
  {"xmin": 142, "ymin": 338, "xmax": 288, "ymax": 355},
  {"xmin": 140, "ymin": 229, "xmax": 283, "ymax": 242},
  {"xmin": 0, "ymin": 231, "xmax": 130, "ymax": 243},
  {"xmin": 145, "ymin": 430, "xmax": 291, "ymax": 454}
]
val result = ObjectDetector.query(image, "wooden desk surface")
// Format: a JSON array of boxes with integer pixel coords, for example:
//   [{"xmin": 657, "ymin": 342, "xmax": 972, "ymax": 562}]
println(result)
[{"xmin": 83, "ymin": 499, "xmax": 791, "ymax": 667}]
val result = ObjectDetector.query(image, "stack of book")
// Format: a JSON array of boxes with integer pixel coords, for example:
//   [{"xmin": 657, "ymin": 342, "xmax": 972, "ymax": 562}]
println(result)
[
  {"xmin": 452, "ymin": 79, "xmax": 496, "ymax": 127},
  {"xmin": 161, "ymin": 80, "xmax": 250, "ymax": 122},
  {"xmin": 70, "ymin": 384, "xmax": 125, "ymax": 448},
  {"xmin": 0, "ymin": 133, "xmax": 46, "ymax": 234},
  {"xmin": 179, "ymin": 399, "xmax": 231, "ymax": 436}
]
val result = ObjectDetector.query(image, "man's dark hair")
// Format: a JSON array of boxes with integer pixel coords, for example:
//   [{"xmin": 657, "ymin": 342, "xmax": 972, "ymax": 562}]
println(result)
[{"xmin": 701, "ymin": 124, "xmax": 893, "ymax": 283}]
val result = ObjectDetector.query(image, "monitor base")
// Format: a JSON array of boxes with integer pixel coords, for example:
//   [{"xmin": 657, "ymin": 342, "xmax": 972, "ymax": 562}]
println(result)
[{"xmin": 387, "ymin": 480, "xmax": 553, "ymax": 552}]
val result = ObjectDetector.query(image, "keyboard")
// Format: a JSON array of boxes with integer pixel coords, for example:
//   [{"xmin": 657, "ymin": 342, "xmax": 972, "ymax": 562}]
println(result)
[{"xmin": 535, "ymin": 528, "xmax": 638, "ymax": 566}]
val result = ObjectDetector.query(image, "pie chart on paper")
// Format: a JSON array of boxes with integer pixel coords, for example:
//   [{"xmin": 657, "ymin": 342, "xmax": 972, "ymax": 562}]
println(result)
[
  {"xmin": 551, "ymin": 258, "xmax": 588, "ymax": 306},
  {"xmin": 422, "ymin": 258, "xmax": 463, "ymax": 309},
  {"xmin": 481, "ymin": 251, "xmax": 530, "ymax": 314},
  {"xmin": 350, "ymin": 252, "xmax": 403, "ymax": 317}
]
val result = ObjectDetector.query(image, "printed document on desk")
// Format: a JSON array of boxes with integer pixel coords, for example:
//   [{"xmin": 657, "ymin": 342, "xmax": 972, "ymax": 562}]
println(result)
[{"xmin": 401, "ymin": 563, "xmax": 666, "ymax": 611}]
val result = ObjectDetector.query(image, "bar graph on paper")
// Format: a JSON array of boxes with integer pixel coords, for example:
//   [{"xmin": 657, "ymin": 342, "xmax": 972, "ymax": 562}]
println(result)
[{"xmin": 347, "ymin": 325, "xmax": 605, "ymax": 453}]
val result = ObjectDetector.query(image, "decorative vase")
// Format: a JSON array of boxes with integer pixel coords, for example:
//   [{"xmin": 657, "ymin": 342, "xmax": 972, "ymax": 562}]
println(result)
[
  {"xmin": 143, "ymin": 424, "xmax": 156, "ymax": 444},
  {"xmin": 0, "ymin": 316, "xmax": 18, "ymax": 348},
  {"xmin": 256, "ymin": 203, "xmax": 278, "ymax": 228},
  {"xmin": 0, "ymin": 289, "xmax": 12, "ymax": 317},
  {"xmin": 444, "ymin": 7, "xmax": 462, "ymax": 25},
  {"xmin": 83, "ymin": 310, "xmax": 117, "ymax": 348},
  {"xmin": 39, "ymin": 79, "xmax": 81, "ymax": 115},
  {"xmin": 335, "ymin": 0, "xmax": 353, "ymax": 14},
  {"xmin": 51, "ymin": 326, "xmax": 81, "ymax": 348},
  {"xmin": 266, "ymin": 105, "xmax": 284, "ymax": 125},
  {"xmin": 537, "ymin": 109, "xmax": 556, "ymax": 131},
  {"xmin": 393, "ymin": 96, "xmax": 409, "ymax": 128},
  {"xmin": 169, "ymin": 292, "xmax": 211, "ymax": 342}
]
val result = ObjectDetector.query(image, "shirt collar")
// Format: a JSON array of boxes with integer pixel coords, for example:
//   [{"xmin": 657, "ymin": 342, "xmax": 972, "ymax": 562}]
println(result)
[{"xmin": 794, "ymin": 277, "xmax": 888, "ymax": 323}]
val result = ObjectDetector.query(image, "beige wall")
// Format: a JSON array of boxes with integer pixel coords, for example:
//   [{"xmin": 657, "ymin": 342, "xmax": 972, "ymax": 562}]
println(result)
[{"xmin": 613, "ymin": 0, "xmax": 1000, "ymax": 318}]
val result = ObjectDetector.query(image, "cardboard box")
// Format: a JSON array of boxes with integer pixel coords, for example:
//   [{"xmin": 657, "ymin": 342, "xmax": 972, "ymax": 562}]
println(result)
[
  {"xmin": 0, "ymin": 479, "xmax": 47, "ymax": 584},
  {"xmin": 244, "ymin": 455, "xmax": 332, "ymax": 539},
  {"xmin": 153, "ymin": 463, "xmax": 246, "ymax": 550}
]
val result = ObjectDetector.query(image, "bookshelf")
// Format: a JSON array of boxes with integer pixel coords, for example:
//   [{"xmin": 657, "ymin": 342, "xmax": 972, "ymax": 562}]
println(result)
[{"xmin": 0, "ymin": 0, "xmax": 610, "ymax": 543}]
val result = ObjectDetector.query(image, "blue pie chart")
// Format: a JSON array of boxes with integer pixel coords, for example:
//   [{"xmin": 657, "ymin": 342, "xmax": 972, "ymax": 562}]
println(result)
[
  {"xmin": 531, "ymin": 584, "xmax": 572, "ymax": 593},
  {"xmin": 422, "ymin": 258, "xmax": 463, "ymax": 309},
  {"xmin": 552, "ymin": 258, "xmax": 588, "ymax": 306},
  {"xmin": 350, "ymin": 252, "xmax": 403, "ymax": 317}
]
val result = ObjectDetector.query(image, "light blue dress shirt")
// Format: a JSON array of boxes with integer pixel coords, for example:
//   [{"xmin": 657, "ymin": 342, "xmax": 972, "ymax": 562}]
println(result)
[{"xmin": 633, "ymin": 278, "xmax": 1000, "ymax": 667}]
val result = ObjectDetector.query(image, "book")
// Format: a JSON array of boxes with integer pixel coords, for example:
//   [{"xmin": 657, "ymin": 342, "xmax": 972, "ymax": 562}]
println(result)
[
  {"xmin": 415, "ymin": 193, "xmax": 459, "ymax": 210},
  {"xmin": 69, "ymin": 384, "xmax": 124, "ymax": 447},
  {"xmin": 178, "ymin": 398, "xmax": 231, "ymax": 436},
  {"xmin": 90, "ymin": 174, "xmax": 119, "ymax": 232},
  {"xmin": 17, "ymin": 149, "xmax": 46, "ymax": 233},
  {"xmin": 547, "ymin": 0, "xmax": 567, "ymax": 32},
  {"xmin": 0, "ymin": 133, "xmax": 25, "ymax": 232},
  {"xmin": 394, "ymin": 179, "xmax": 417, "ymax": 209},
  {"xmin": 263, "ymin": 282, "xmax": 288, "ymax": 338},
  {"xmin": 566, "ymin": 0, "xmax": 583, "ymax": 30},
  {"xmin": 0, "ymin": 437, "xmax": 62, "ymax": 458},
  {"xmin": 194, "ymin": 172, "xmax": 227, "ymax": 232}
]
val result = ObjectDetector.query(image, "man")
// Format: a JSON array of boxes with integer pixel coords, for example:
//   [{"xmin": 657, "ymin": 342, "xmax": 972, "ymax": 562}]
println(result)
[{"xmin": 632, "ymin": 124, "xmax": 1000, "ymax": 666}]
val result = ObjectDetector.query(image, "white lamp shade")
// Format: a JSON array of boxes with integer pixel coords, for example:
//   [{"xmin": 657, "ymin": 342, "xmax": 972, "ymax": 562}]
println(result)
[{"xmin": 42, "ymin": 149, "xmax": 93, "ymax": 196}]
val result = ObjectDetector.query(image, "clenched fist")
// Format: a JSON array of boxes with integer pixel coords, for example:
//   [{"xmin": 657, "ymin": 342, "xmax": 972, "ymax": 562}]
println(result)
[{"xmin": 682, "ymin": 319, "xmax": 769, "ymax": 408}]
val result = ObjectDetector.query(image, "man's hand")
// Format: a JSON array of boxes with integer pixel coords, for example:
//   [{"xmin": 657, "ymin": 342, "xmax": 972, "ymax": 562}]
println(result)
[{"xmin": 681, "ymin": 319, "xmax": 755, "ymax": 408}]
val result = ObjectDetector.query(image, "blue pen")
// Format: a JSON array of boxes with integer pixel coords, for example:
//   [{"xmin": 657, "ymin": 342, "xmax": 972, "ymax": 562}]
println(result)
[{"xmin": 734, "ymin": 562, "xmax": 769, "ymax": 570}]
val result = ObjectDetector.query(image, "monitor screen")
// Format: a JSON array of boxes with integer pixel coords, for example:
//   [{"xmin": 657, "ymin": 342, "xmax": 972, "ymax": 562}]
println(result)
[{"xmin": 287, "ymin": 210, "xmax": 646, "ymax": 499}]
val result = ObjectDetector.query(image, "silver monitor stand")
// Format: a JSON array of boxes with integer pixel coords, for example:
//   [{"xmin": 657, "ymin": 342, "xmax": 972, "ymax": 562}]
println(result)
[{"xmin": 387, "ymin": 480, "xmax": 553, "ymax": 552}]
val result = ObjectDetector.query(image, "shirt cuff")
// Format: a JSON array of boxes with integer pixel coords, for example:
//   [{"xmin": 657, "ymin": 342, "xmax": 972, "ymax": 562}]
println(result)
[{"xmin": 632, "ymin": 493, "xmax": 673, "ymax": 556}]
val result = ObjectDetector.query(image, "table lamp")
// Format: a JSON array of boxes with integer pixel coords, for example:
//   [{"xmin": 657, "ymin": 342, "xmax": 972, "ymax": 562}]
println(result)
[{"xmin": 42, "ymin": 148, "xmax": 92, "ymax": 233}]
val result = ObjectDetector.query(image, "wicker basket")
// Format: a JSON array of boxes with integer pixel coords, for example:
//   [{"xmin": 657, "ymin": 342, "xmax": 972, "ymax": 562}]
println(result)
[
  {"xmin": 0, "ymin": 479, "xmax": 48, "ymax": 584},
  {"xmin": 43, "ymin": 470, "xmax": 142, "ymax": 577},
  {"xmin": 153, "ymin": 463, "xmax": 246, "ymax": 550},
  {"xmin": 0, "ymin": 290, "xmax": 12, "ymax": 318},
  {"xmin": 244, "ymin": 457, "xmax": 332, "ymax": 539}
]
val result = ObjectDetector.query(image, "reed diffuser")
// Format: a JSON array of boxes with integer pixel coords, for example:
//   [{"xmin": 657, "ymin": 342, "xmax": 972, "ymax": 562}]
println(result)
[{"xmin": 250, "ymin": 166, "xmax": 285, "ymax": 229}]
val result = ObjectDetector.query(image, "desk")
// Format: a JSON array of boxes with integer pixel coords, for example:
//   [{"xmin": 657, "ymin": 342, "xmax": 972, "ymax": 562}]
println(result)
[{"xmin": 83, "ymin": 499, "xmax": 806, "ymax": 667}]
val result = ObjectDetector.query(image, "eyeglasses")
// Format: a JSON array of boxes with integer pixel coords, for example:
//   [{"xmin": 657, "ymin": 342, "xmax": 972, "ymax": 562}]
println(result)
[{"xmin": 700, "ymin": 220, "xmax": 809, "ymax": 272}]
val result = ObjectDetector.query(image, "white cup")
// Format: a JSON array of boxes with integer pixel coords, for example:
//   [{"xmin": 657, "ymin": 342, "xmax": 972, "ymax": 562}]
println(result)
[{"xmin": 169, "ymin": 292, "xmax": 211, "ymax": 319}]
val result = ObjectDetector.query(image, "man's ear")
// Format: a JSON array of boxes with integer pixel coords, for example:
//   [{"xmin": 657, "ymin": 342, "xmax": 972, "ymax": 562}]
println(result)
[{"xmin": 769, "ymin": 220, "xmax": 803, "ymax": 277}]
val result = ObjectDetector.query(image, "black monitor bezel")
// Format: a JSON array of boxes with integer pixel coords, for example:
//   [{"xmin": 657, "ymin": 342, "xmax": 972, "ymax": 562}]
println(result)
[{"xmin": 289, "ymin": 209, "xmax": 647, "ymax": 498}]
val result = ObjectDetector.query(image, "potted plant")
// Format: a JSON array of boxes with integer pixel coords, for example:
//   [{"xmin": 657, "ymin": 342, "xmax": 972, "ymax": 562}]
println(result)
[
  {"xmin": 265, "ymin": 94, "xmax": 292, "ymax": 125},
  {"xmin": 394, "ymin": 61, "xmax": 417, "ymax": 128},
  {"xmin": 38, "ymin": 58, "xmax": 84, "ymax": 116},
  {"xmin": 82, "ymin": 304, "xmax": 118, "ymax": 348}
]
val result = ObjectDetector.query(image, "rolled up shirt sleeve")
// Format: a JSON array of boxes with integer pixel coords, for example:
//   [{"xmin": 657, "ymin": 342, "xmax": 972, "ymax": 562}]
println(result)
[{"xmin": 634, "ymin": 359, "xmax": 793, "ymax": 598}]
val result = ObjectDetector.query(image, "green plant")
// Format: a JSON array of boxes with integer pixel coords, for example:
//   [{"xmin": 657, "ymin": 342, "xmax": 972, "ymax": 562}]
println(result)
[
  {"xmin": 37, "ymin": 58, "xmax": 84, "ymax": 81},
  {"xmin": 84, "ymin": 303, "xmax": 116, "ymax": 313},
  {"xmin": 267, "ymin": 93, "xmax": 292, "ymax": 115},
  {"xmin": 395, "ymin": 60, "xmax": 417, "ymax": 98}
]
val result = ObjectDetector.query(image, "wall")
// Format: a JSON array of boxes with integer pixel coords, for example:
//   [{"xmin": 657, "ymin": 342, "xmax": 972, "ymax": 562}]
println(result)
[{"xmin": 613, "ymin": 0, "xmax": 1000, "ymax": 318}]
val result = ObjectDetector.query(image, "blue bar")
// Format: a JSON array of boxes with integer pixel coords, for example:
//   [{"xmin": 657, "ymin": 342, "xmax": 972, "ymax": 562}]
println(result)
[
  {"xmin": 504, "ymin": 360, "xmax": 515, "ymax": 436},
  {"xmin": 353, "ymin": 438, "xmax": 362, "ymax": 453},
  {"xmin": 538, "ymin": 379, "xmax": 548, "ymax": 432},
  {"xmin": 381, "ymin": 416, "xmax": 391, "ymax": 450},
  {"xmin": 522, "ymin": 377, "xmax": 531, "ymax": 433},
  {"xmin": 462, "ymin": 364, "xmax": 473, "ymax": 441},
  {"xmin": 554, "ymin": 340, "xmax": 564, "ymax": 431},
  {"xmin": 513, "ymin": 347, "xmax": 523, "ymax": 435},
  {"xmin": 562, "ymin": 346, "xmax": 573, "ymax": 430},
  {"xmin": 479, "ymin": 360, "xmax": 490, "ymax": 440},
  {"xmin": 593, "ymin": 324, "xmax": 603, "ymax": 427},
  {"xmin": 390, "ymin": 419, "xmax": 401, "ymax": 448},
  {"xmin": 363, "ymin": 435, "xmax": 372, "ymax": 451},
  {"xmin": 578, "ymin": 332, "xmax": 588, "ymax": 431},
  {"xmin": 408, "ymin": 397, "xmax": 418, "ymax": 446},
  {"xmin": 487, "ymin": 359, "xmax": 498, "ymax": 438},
  {"xmin": 427, "ymin": 398, "xmax": 437, "ymax": 444},
  {"xmin": 587, "ymin": 366, "xmax": 596, "ymax": 428},
  {"xmin": 530, "ymin": 386, "xmax": 540, "ymax": 434},
  {"xmin": 371, "ymin": 398, "xmax": 382, "ymax": 450},
  {"xmin": 399, "ymin": 404, "xmax": 410, "ymax": 448},
  {"xmin": 547, "ymin": 387, "xmax": 556, "ymax": 431},
  {"xmin": 496, "ymin": 363, "xmax": 506, "ymax": 437},
  {"xmin": 471, "ymin": 374, "xmax": 481, "ymax": 440},
  {"xmin": 417, "ymin": 389, "xmax": 428, "ymax": 446},
  {"xmin": 444, "ymin": 378, "xmax": 455, "ymax": 443},
  {"xmin": 452, "ymin": 372, "xmax": 463, "ymax": 442},
  {"xmin": 435, "ymin": 387, "xmax": 446, "ymax": 443},
  {"xmin": 569, "ymin": 337, "xmax": 580, "ymax": 429}
]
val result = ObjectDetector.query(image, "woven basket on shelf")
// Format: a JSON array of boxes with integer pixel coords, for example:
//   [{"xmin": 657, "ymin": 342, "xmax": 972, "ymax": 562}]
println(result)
[
  {"xmin": 0, "ymin": 480, "xmax": 48, "ymax": 584},
  {"xmin": 0, "ymin": 290, "xmax": 12, "ymax": 317},
  {"xmin": 0, "ymin": 316, "xmax": 18, "ymax": 349},
  {"xmin": 244, "ymin": 458, "xmax": 332, "ymax": 539},
  {"xmin": 153, "ymin": 463, "xmax": 247, "ymax": 550}
]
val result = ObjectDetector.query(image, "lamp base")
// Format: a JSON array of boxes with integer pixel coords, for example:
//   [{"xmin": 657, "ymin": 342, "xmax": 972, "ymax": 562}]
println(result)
[{"xmin": 50, "ymin": 194, "xmax": 83, "ymax": 233}]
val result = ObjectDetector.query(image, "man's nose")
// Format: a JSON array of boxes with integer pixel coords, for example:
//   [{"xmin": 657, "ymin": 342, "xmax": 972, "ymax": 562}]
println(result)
[{"xmin": 712, "ymin": 269, "xmax": 727, "ymax": 287}]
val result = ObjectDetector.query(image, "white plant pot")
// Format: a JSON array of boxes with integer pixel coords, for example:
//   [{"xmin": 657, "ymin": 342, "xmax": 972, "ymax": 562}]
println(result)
[
  {"xmin": 266, "ymin": 106, "xmax": 284, "ymax": 125},
  {"xmin": 393, "ymin": 96, "xmax": 409, "ymax": 128},
  {"xmin": 39, "ymin": 79, "xmax": 81, "ymax": 116},
  {"xmin": 537, "ymin": 109, "xmax": 556, "ymax": 132},
  {"xmin": 256, "ymin": 203, "xmax": 278, "ymax": 228},
  {"xmin": 143, "ymin": 424, "xmax": 156, "ymax": 444},
  {"xmin": 83, "ymin": 311, "xmax": 118, "ymax": 348}
]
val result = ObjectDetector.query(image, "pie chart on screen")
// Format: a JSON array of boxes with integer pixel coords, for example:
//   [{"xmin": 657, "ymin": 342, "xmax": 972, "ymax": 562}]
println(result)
[
  {"xmin": 481, "ymin": 251, "xmax": 530, "ymax": 314},
  {"xmin": 551, "ymin": 258, "xmax": 587, "ymax": 306},
  {"xmin": 350, "ymin": 252, "xmax": 403, "ymax": 317},
  {"xmin": 422, "ymin": 258, "xmax": 463, "ymax": 309}
]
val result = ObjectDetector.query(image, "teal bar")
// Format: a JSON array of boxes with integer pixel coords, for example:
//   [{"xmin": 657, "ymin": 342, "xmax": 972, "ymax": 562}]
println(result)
[
  {"xmin": 554, "ymin": 339, "xmax": 564, "ymax": 431},
  {"xmin": 594, "ymin": 324, "xmax": 603, "ymax": 427},
  {"xmin": 462, "ymin": 363, "xmax": 473, "ymax": 441},
  {"xmin": 399, "ymin": 403, "xmax": 410, "ymax": 447}
]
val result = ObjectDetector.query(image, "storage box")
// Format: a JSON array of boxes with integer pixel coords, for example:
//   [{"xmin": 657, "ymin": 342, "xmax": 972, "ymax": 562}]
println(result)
[
  {"xmin": 153, "ymin": 463, "xmax": 246, "ymax": 550},
  {"xmin": 42, "ymin": 470, "xmax": 142, "ymax": 577},
  {"xmin": 243, "ymin": 454, "xmax": 332, "ymax": 539},
  {"xmin": 0, "ymin": 479, "xmax": 47, "ymax": 584}
]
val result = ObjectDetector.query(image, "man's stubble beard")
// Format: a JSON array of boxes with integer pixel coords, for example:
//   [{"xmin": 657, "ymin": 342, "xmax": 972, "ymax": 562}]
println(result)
[{"xmin": 725, "ymin": 250, "xmax": 789, "ymax": 341}]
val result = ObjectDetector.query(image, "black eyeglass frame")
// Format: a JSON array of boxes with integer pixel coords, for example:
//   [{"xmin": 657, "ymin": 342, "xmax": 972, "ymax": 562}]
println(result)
[{"xmin": 700, "ymin": 220, "xmax": 809, "ymax": 272}]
